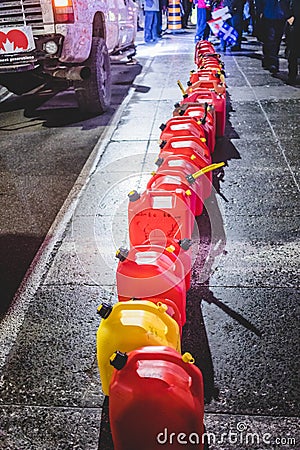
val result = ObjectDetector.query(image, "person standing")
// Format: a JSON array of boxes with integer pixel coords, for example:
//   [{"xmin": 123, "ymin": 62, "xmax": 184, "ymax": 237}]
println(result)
[
  {"xmin": 194, "ymin": 0, "xmax": 210, "ymax": 42},
  {"xmin": 256, "ymin": 0, "xmax": 291, "ymax": 73},
  {"xmin": 286, "ymin": 0, "xmax": 300, "ymax": 84},
  {"xmin": 133, "ymin": 0, "xmax": 145, "ymax": 30},
  {"xmin": 182, "ymin": 0, "xmax": 193, "ymax": 28},
  {"xmin": 222, "ymin": 0, "xmax": 246, "ymax": 51},
  {"xmin": 157, "ymin": 0, "xmax": 168, "ymax": 37},
  {"xmin": 142, "ymin": 0, "xmax": 160, "ymax": 43}
]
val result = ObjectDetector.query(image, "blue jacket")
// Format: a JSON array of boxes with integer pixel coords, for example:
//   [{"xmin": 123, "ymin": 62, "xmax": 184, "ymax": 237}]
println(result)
[{"xmin": 256, "ymin": 0, "xmax": 291, "ymax": 20}]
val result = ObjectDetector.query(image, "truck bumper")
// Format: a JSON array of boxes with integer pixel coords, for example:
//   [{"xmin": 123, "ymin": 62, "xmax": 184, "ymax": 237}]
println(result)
[{"xmin": 0, "ymin": 34, "xmax": 64, "ymax": 73}]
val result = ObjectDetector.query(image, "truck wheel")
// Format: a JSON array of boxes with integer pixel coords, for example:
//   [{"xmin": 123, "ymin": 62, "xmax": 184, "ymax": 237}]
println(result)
[{"xmin": 75, "ymin": 37, "xmax": 111, "ymax": 115}]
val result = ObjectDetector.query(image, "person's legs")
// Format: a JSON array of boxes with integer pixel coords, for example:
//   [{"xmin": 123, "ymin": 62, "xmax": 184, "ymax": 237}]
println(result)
[
  {"xmin": 287, "ymin": 22, "xmax": 300, "ymax": 81},
  {"xmin": 288, "ymin": 47, "xmax": 298, "ymax": 81},
  {"xmin": 152, "ymin": 11, "xmax": 159, "ymax": 40},
  {"xmin": 195, "ymin": 8, "xmax": 207, "ymax": 41},
  {"xmin": 182, "ymin": 0, "xmax": 192, "ymax": 28},
  {"xmin": 157, "ymin": 10, "xmax": 162, "ymax": 37},
  {"xmin": 144, "ymin": 11, "xmax": 153, "ymax": 42},
  {"xmin": 262, "ymin": 18, "xmax": 275, "ymax": 69},
  {"xmin": 231, "ymin": 12, "xmax": 243, "ymax": 49},
  {"xmin": 203, "ymin": 9, "xmax": 211, "ymax": 40},
  {"xmin": 268, "ymin": 19, "xmax": 285, "ymax": 71}
]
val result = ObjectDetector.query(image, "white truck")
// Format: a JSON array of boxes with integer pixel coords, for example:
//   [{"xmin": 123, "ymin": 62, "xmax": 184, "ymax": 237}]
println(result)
[{"xmin": 0, "ymin": 0, "xmax": 137, "ymax": 114}]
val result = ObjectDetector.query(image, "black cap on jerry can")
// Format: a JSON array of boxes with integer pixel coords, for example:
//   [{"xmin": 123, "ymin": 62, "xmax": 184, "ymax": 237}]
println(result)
[
  {"xmin": 159, "ymin": 140, "xmax": 167, "ymax": 149},
  {"xmin": 128, "ymin": 190, "xmax": 140, "ymax": 202},
  {"xmin": 110, "ymin": 351, "xmax": 128, "ymax": 370},
  {"xmin": 159, "ymin": 123, "xmax": 166, "ymax": 131},
  {"xmin": 97, "ymin": 302, "xmax": 113, "ymax": 319},
  {"xmin": 116, "ymin": 247, "xmax": 129, "ymax": 262},
  {"xmin": 179, "ymin": 238, "xmax": 192, "ymax": 251},
  {"xmin": 186, "ymin": 173, "xmax": 196, "ymax": 185},
  {"xmin": 155, "ymin": 157, "xmax": 164, "ymax": 167}
]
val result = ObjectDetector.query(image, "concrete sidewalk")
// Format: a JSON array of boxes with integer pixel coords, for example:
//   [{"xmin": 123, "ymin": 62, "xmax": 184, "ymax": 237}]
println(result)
[{"xmin": 0, "ymin": 30, "xmax": 299, "ymax": 449}]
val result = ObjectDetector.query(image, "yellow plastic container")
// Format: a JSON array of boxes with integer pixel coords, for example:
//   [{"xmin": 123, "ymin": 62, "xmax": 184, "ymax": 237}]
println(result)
[{"xmin": 96, "ymin": 300, "xmax": 181, "ymax": 395}]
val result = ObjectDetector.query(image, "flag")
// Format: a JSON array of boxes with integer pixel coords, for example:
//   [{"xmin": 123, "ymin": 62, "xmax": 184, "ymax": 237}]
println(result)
[
  {"xmin": 211, "ymin": 6, "xmax": 230, "ymax": 20},
  {"xmin": 217, "ymin": 22, "xmax": 238, "ymax": 46},
  {"xmin": 207, "ymin": 7, "xmax": 231, "ymax": 36},
  {"xmin": 207, "ymin": 18, "xmax": 223, "ymax": 35}
]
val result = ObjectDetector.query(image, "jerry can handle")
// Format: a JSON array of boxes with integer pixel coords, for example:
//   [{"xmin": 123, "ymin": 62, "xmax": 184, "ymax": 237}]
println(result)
[
  {"xmin": 156, "ymin": 300, "xmax": 182, "ymax": 328},
  {"xmin": 146, "ymin": 171, "xmax": 183, "ymax": 190},
  {"xmin": 127, "ymin": 348, "xmax": 203, "ymax": 398},
  {"xmin": 130, "ymin": 245, "xmax": 185, "ymax": 280},
  {"xmin": 168, "ymin": 135, "xmax": 210, "ymax": 159}
]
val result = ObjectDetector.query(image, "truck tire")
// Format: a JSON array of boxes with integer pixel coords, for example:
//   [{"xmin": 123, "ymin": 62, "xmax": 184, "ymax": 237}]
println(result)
[{"xmin": 74, "ymin": 37, "xmax": 111, "ymax": 115}]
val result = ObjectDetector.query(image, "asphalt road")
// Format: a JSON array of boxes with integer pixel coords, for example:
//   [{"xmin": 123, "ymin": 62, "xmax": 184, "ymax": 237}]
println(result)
[{"xmin": 0, "ymin": 60, "xmax": 142, "ymax": 319}]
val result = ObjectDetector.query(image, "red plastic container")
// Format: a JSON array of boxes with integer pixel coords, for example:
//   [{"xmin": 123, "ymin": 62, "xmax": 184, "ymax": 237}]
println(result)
[
  {"xmin": 128, "ymin": 187, "xmax": 195, "ymax": 246},
  {"xmin": 189, "ymin": 68, "xmax": 223, "ymax": 85},
  {"xmin": 187, "ymin": 78, "xmax": 226, "ymax": 96},
  {"xmin": 198, "ymin": 57, "xmax": 223, "ymax": 71},
  {"xmin": 194, "ymin": 40, "xmax": 216, "ymax": 66},
  {"xmin": 157, "ymin": 136, "xmax": 212, "ymax": 198},
  {"xmin": 147, "ymin": 171, "xmax": 198, "ymax": 216},
  {"xmin": 173, "ymin": 103, "xmax": 216, "ymax": 152},
  {"xmin": 181, "ymin": 88, "xmax": 226, "ymax": 137},
  {"xmin": 116, "ymin": 243, "xmax": 187, "ymax": 323},
  {"xmin": 197, "ymin": 53, "xmax": 223, "ymax": 68},
  {"xmin": 141, "ymin": 235, "xmax": 193, "ymax": 291},
  {"xmin": 159, "ymin": 116, "xmax": 207, "ymax": 143},
  {"xmin": 159, "ymin": 135, "xmax": 211, "ymax": 165},
  {"xmin": 152, "ymin": 156, "xmax": 204, "ymax": 215},
  {"xmin": 109, "ymin": 346, "xmax": 205, "ymax": 450}
]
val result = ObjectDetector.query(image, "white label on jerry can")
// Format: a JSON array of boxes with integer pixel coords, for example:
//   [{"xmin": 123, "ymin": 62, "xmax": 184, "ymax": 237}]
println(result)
[
  {"xmin": 152, "ymin": 196, "xmax": 173, "ymax": 209},
  {"xmin": 135, "ymin": 252, "xmax": 160, "ymax": 265}
]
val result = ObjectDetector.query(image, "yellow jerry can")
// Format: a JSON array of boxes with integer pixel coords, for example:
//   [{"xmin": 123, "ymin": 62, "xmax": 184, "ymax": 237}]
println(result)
[{"xmin": 96, "ymin": 300, "xmax": 181, "ymax": 395}]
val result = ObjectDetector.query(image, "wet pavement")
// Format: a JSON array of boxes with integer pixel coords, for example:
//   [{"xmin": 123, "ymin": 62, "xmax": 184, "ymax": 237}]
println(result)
[{"xmin": 0, "ymin": 31, "xmax": 299, "ymax": 449}]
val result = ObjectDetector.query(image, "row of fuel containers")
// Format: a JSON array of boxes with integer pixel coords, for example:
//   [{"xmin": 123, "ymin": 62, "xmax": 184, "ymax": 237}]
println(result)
[{"xmin": 95, "ymin": 41, "xmax": 226, "ymax": 450}]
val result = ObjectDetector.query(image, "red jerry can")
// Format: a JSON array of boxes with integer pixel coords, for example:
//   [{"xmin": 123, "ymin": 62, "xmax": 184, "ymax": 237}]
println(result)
[
  {"xmin": 152, "ymin": 157, "xmax": 204, "ymax": 215},
  {"xmin": 197, "ymin": 54, "xmax": 224, "ymax": 70},
  {"xmin": 181, "ymin": 88, "xmax": 226, "ymax": 137},
  {"xmin": 194, "ymin": 40, "xmax": 216, "ymax": 66},
  {"xmin": 116, "ymin": 243, "xmax": 187, "ymax": 324},
  {"xmin": 173, "ymin": 103, "xmax": 216, "ymax": 152},
  {"xmin": 147, "ymin": 171, "xmax": 198, "ymax": 216},
  {"xmin": 158, "ymin": 136, "xmax": 212, "ymax": 198},
  {"xmin": 186, "ymin": 77, "xmax": 226, "ymax": 96},
  {"xmin": 199, "ymin": 58, "xmax": 223, "ymax": 71},
  {"xmin": 96, "ymin": 301, "xmax": 181, "ymax": 395},
  {"xmin": 159, "ymin": 116, "xmax": 207, "ymax": 143},
  {"xmin": 128, "ymin": 187, "xmax": 195, "ymax": 245},
  {"xmin": 159, "ymin": 135, "xmax": 211, "ymax": 166},
  {"xmin": 109, "ymin": 346, "xmax": 205, "ymax": 450},
  {"xmin": 189, "ymin": 68, "xmax": 224, "ymax": 85},
  {"xmin": 134, "ymin": 236, "xmax": 193, "ymax": 295}
]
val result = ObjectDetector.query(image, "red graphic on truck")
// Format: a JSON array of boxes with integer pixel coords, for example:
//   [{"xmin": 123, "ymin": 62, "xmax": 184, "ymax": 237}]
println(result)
[{"xmin": 0, "ymin": 29, "xmax": 29, "ymax": 53}]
